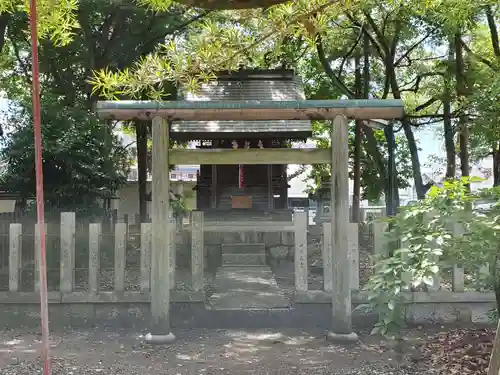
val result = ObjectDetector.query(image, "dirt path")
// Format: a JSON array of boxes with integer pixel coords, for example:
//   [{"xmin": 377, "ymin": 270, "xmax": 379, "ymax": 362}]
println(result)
[{"xmin": 0, "ymin": 328, "xmax": 422, "ymax": 374}]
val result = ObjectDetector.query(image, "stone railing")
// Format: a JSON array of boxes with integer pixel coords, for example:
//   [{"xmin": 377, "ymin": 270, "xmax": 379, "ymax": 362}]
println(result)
[{"xmin": 0, "ymin": 211, "xmax": 496, "ymax": 324}]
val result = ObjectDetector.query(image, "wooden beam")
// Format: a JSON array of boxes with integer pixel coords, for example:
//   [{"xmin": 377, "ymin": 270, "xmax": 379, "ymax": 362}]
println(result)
[
  {"xmin": 96, "ymin": 99, "xmax": 404, "ymax": 121},
  {"xmin": 169, "ymin": 148, "xmax": 331, "ymax": 165}
]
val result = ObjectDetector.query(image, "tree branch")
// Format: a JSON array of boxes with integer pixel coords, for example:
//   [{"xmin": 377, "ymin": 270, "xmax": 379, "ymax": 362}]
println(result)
[
  {"xmin": 99, "ymin": 12, "xmax": 118, "ymax": 51},
  {"xmin": 315, "ymin": 34, "xmax": 356, "ymax": 98},
  {"xmin": 414, "ymin": 97, "xmax": 441, "ymax": 112},
  {"xmin": 139, "ymin": 10, "xmax": 215, "ymax": 54},
  {"xmin": 363, "ymin": 11, "xmax": 390, "ymax": 54},
  {"xmin": 337, "ymin": 27, "xmax": 363, "ymax": 79},
  {"xmin": 400, "ymin": 71, "xmax": 445, "ymax": 93},
  {"xmin": 287, "ymin": 165, "xmax": 307, "ymax": 182},
  {"xmin": 461, "ymin": 39, "xmax": 495, "ymax": 69},
  {"xmin": 345, "ymin": 13, "xmax": 386, "ymax": 60},
  {"xmin": 394, "ymin": 28, "xmax": 438, "ymax": 67},
  {"xmin": 389, "ymin": 18, "xmax": 403, "ymax": 61},
  {"xmin": 8, "ymin": 32, "xmax": 32, "ymax": 86}
]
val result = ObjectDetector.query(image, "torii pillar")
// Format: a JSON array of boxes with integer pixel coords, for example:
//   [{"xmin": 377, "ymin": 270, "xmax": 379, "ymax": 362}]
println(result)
[
  {"xmin": 145, "ymin": 116, "xmax": 175, "ymax": 344},
  {"xmin": 328, "ymin": 115, "xmax": 358, "ymax": 341}
]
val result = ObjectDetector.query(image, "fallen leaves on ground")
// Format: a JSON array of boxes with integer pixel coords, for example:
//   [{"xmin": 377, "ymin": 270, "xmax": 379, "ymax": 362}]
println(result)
[{"xmin": 419, "ymin": 328, "xmax": 494, "ymax": 374}]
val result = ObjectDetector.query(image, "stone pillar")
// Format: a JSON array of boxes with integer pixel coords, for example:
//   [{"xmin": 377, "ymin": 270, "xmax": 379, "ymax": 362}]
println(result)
[
  {"xmin": 60, "ymin": 212, "xmax": 76, "ymax": 293},
  {"xmin": 294, "ymin": 211, "xmax": 308, "ymax": 292},
  {"xmin": 145, "ymin": 116, "xmax": 175, "ymax": 344},
  {"xmin": 322, "ymin": 222, "xmax": 333, "ymax": 293},
  {"xmin": 88, "ymin": 223, "xmax": 101, "ymax": 295},
  {"xmin": 191, "ymin": 210, "xmax": 204, "ymax": 292},
  {"xmin": 316, "ymin": 201, "xmax": 324, "ymax": 224},
  {"xmin": 9, "ymin": 223, "xmax": 22, "ymax": 292},
  {"xmin": 328, "ymin": 115, "xmax": 358, "ymax": 341},
  {"xmin": 169, "ymin": 215, "xmax": 176, "ymax": 290}
]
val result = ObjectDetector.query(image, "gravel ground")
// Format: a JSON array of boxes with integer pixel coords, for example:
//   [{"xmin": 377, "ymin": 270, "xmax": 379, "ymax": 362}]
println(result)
[{"xmin": 0, "ymin": 328, "xmax": 425, "ymax": 375}]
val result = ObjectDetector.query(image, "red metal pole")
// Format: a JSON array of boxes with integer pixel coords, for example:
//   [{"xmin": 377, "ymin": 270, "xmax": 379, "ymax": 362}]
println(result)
[{"xmin": 29, "ymin": 0, "xmax": 51, "ymax": 374}]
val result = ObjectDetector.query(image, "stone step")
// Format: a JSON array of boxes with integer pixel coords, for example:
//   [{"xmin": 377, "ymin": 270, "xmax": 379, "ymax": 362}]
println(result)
[
  {"xmin": 222, "ymin": 253, "xmax": 266, "ymax": 266},
  {"xmin": 222, "ymin": 243, "xmax": 266, "ymax": 255},
  {"xmin": 208, "ymin": 266, "xmax": 290, "ymax": 310}
]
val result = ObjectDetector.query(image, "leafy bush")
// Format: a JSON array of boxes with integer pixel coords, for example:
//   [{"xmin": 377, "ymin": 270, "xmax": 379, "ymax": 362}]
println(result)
[{"xmin": 361, "ymin": 177, "xmax": 500, "ymax": 337}]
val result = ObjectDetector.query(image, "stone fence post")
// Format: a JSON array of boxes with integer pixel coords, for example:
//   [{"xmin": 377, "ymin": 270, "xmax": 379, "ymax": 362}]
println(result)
[
  {"xmin": 191, "ymin": 211, "xmax": 204, "ymax": 292},
  {"xmin": 294, "ymin": 211, "xmax": 308, "ymax": 292}
]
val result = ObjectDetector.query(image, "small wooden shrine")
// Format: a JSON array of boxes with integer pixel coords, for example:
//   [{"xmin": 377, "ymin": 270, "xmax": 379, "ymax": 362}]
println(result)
[{"xmin": 172, "ymin": 69, "xmax": 310, "ymax": 217}]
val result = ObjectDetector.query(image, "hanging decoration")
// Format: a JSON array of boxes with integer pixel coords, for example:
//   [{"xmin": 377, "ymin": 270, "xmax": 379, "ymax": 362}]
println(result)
[
  {"xmin": 239, "ymin": 141, "xmax": 250, "ymax": 188},
  {"xmin": 232, "ymin": 140, "xmax": 244, "ymax": 188}
]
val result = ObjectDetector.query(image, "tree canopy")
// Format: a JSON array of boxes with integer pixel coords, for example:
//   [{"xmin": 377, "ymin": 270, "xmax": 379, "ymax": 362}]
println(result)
[
  {"xmin": 0, "ymin": 0, "xmax": 200, "ymax": 211},
  {"xmin": 0, "ymin": 0, "xmax": 499, "ymax": 209},
  {"xmin": 89, "ymin": 0, "xmax": 500, "ymax": 203},
  {"xmin": 0, "ymin": 94, "xmax": 129, "ymax": 211}
]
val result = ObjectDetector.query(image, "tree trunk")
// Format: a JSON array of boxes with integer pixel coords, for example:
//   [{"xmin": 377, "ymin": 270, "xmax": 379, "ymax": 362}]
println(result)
[
  {"xmin": 455, "ymin": 32, "xmax": 470, "ymax": 183},
  {"xmin": 400, "ymin": 118, "xmax": 428, "ymax": 199},
  {"xmin": 136, "ymin": 121, "xmax": 149, "ymax": 222},
  {"xmin": 360, "ymin": 12, "xmax": 428, "ymax": 200},
  {"xmin": 380, "ymin": 48, "xmax": 427, "ymax": 199},
  {"xmin": 352, "ymin": 54, "xmax": 362, "ymax": 223},
  {"xmin": 316, "ymin": 33, "xmax": 391, "ymax": 206},
  {"xmin": 486, "ymin": 6, "xmax": 499, "ymax": 187},
  {"xmin": 494, "ymin": 144, "xmax": 500, "ymax": 187},
  {"xmin": 386, "ymin": 62, "xmax": 428, "ymax": 198},
  {"xmin": 485, "ymin": 5, "xmax": 500, "ymax": 58},
  {"xmin": 0, "ymin": 13, "xmax": 9, "ymax": 54},
  {"xmin": 444, "ymin": 38, "xmax": 456, "ymax": 179}
]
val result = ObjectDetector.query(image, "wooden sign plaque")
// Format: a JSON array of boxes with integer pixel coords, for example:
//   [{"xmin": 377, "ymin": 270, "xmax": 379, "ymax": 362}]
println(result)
[{"xmin": 231, "ymin": 195, "xmax": 252, "ymax": 209}]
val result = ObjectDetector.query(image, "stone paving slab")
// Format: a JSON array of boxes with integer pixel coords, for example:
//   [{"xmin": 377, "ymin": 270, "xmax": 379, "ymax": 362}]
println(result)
[{"xmin": 208, "ymin": 266, "xmax": 290, "ymax": 310}]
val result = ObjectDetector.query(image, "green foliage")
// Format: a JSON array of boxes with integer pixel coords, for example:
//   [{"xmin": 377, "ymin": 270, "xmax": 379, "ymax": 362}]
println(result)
[
  {"xmin": 83, "ymin": 0, "xmax": 500, "ymax": 201},
  {"xmin": 362, "ymin": 177, "xmax": 500, "ymax": 337},
  {"xmin": 170, "ymin": 194, "xmax": 187, "ymax": 218},
  {"xmin": 305, "ymin": 120, "xmax": 413, "ymax": 201},
  {"xmin": 0, "ymin": 94, "xmax": 130, "ymax": 211},
  {"xmin": 0, "ymin": 0, "xmax": 80, "ymax": 46},
  {"xmin": 88, "ymin": 0, "xmax": 353, "ymax": 98}
]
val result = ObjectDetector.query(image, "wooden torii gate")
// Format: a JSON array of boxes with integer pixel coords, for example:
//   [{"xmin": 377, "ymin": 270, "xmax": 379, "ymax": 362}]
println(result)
[{"xmin": 97, "ymin": 99, "xmax": 404, "ymax": 344}]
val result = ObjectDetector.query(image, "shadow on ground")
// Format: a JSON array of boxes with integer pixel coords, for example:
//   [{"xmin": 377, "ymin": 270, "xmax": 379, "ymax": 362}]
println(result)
[{"xmin": 0, "ymin": 328, "xmax": 425, "ymax": 374}]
